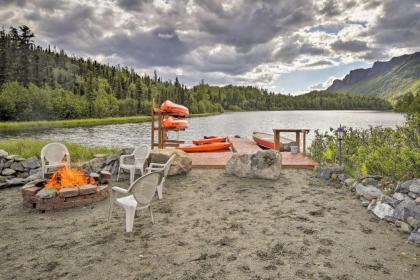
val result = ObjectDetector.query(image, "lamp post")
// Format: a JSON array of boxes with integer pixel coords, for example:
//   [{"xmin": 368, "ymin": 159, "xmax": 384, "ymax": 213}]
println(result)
[{"xmin": 337, "ymin": 124, "xmax": 343, "ymax": 166}]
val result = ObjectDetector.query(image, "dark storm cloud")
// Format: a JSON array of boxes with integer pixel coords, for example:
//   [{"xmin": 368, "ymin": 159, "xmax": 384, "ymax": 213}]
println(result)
[
  {"xmin": 275, "ymin": 36, "xmax": 328, "ymax": 64},
  {"xmin": 331, "ymin": 39, "xmax": 369, "ymax": 53}
]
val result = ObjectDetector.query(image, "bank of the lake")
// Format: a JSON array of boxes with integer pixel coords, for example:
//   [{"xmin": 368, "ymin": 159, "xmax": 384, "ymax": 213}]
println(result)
[{"xmin": 0, "ymin": 112, "xmax": 220, "ymax": 133}]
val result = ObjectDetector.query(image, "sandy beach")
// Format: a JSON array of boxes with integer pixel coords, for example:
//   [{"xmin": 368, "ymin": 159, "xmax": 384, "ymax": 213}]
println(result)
[{"xmin": 1, "ymin": 169, "xmax": 419, "ymax": 280}]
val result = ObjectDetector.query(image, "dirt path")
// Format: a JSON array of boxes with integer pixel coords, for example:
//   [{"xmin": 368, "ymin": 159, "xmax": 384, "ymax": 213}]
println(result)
[{"xmin": 0, "ymin": 169, "xmax": 419, "ymax": 279}]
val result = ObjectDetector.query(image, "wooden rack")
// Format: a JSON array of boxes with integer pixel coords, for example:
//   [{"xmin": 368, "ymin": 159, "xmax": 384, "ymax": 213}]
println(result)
[
  {"xmin": 150, "ymin": 98, "xmax": 185, "ymax": 149},
  {"xmin": 273, "ymin": 128, "xmax": 310, "ymax": 153}
]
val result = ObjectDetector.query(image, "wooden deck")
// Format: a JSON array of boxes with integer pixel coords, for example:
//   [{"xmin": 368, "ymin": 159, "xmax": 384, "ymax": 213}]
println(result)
[{"xmin": 189, "ymin": 136, "xmax": 317, "ymax": 169}]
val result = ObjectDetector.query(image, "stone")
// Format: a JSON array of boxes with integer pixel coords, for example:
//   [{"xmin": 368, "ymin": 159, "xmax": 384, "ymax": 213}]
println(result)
[
  {"xmin": 407, "ymin": 216, "xmax": 420, "ymax": 228},
  {"xmin": 21, "ymin": 156, "xmax": 40, "ymax": 170},
  {"xmin": 21, "ymin": 186, "xmax": 42, "ymax": 196},
  {"xmin": 25, "ymin": 173, "xmax": 42, "ymax": 182},
  {"xmin": 399, "ymin": 222, "xmax": 412, "ymax": 233},
  {"xmin": 393, "ymin": 198, "xmax": 417, "ymax": 221},
  {"xmin": 10, "ymin": 161, "xmax": 25, "ymax": 172},
  {"xmin": 16, "ymin": 172, "xmax": 29, "ymax": 179},
  {"xmin": 79, "ymin": 184, "xmax": 97, "ymax": 195},
  {"xmin": 29, "ymin": 168, "xmax": 41, "ymax": 176},
  {"xmin": 14, "ymin": 157, "xmax": 25, "ymax": 161},
  {"xmin": 337, "ymin": 174, "xmax": 346, "ymax": 183},
  {"xmin": 0, "ymin": 149, "xmax": 8, "ymax": 158},
  {"xmin": 36, "ymin": 188, "xmax": 57, "ymax": 199},
  {"xmin": 416, "ymin": 197, "xmax": 420, "ymax": 204},
  {"xmin": 150, "ymin": 148, "xmax": 192, "ymax": 176},
  {"xmin": 105, "ymin": 155, "xmax": 118, "ymax": 165},
  {"xmin": 0, "ymin": 159, "xmax": 4, "ymax": 171},
  {"xmin": 396, "ymin": 179, "xmax": 420, "ymax": 194},
  {"xmin": 392, "ymin": 192, "xmax": 405, "ymax": 201},
  {"xmin": 58, "ymin": 187, "xmax": 79, "ymax": 198},
  {"xmin": 85, "ymin": 157, "xmax": 106, "ymax": 173},
  {"xmin": 361, "ymin": 200, "xmax": 370, "ymax": 207},
  {"xmin": 355, "ymin": 184, "xmax": 383, "ymax": 200},
  {"xmin": 368, "ymin": 200, "xmax": 394, "ymax": 219},
  {"xmin": 408, "ymin": 232, "xmax": 420, "ymax": 244},
  {"xmin": 361, "ymin": 176, "xmax": 381, "ymax": 186},
  {"xmin": 1, "ymin": 168, "xmax": 16, "ymax": 176},
  {"xmin": 408, "ymin": 192, "xmax": 418, "ymax": 199},
  {"xmin": 330, "ymin": 173, "xmax": 338, "ymax": 182},
  {"xmin": 409, "ymin": 182, "xmax": 420, "ymax": 194},
  {"xmin": 381, "ymin": 195, "xmax": 399, "ymax": 208},
  {"xmin": 226, "ymin": 150, "xmax": 281, "ymax": 180},
  {"xmin": 0, "ymin": 182, "xmax": 8, "ymax": 189},
  {"xmin": 344, "ymin": 178, "xmax": 354, "ymax": 187},
  {"xmin": 0, "ymin": 175, "xmax": 7, "ymax": 182},
  {"xmin": 4, "ymin": 160, "xmax": 12, "ymax": 168},
  {"xmin": 6, "ymin": 155, "xmax": 17, "ymax": 160},
  {"xmin": 90, "ymin": 172, "xmax": 100, "ymax": 179},
  {"xmin": 99, "ymin": 171, "xmax": 112, "ymax": 184},
  {"xmin": 120, "ymin": 147, "xmax": 134, "ymax": 155}
]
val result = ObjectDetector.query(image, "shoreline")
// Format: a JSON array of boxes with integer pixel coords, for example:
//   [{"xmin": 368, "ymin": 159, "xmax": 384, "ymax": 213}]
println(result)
[{"xmin": 0, "ymin": 112, "xmax": 221, "ymax": 133}]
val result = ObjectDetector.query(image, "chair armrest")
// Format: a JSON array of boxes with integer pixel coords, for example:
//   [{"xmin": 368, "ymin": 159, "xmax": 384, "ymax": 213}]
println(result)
[
  {"xmin": 150, "ymin": 163, "xmax": 165, "ymax": 168},
  {"xmin": 146, "ymin": 167, "xmax": 164, "ymax": 173},
  {"xmin": 112, "ymin": 186, "xmax": 129, "ymax": 194}
]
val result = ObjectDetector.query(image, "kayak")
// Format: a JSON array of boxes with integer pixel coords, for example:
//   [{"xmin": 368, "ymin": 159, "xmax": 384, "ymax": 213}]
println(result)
[
  {"xmin": 160, "ymin": 100, "xmax": 189, "ymax": 117},
  {"xmin": 177, "ymin": 142, "xmax": 232, "ymax": 153},
  {"xmin": 162, "ymin": 116, "xmax": 189, "ymax": 129},
  {"xmin": 252, "ymin": 132, "xmax": 296, "ymax": 152},
  {"xmin": 192, "ymin": 136, "xmax": 226, "ymax": 145}
]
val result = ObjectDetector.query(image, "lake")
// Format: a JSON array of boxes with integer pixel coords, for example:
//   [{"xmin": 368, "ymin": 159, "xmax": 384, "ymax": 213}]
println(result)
[{"xmin": 1, "ymin": 111, "xmax": 405, "ymax": 148}]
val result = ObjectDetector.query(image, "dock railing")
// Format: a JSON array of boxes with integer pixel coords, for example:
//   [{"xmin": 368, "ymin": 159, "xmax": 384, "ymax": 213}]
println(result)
[{"xmin": 273, "ymin": 129, "xmax": 310, "ymax": 153}]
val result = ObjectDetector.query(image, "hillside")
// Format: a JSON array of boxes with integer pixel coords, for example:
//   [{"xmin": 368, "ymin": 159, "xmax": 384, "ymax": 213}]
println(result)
[
  {"xmin": 327, "ymin": 52, "xmax": 420, "ymax": 99},
  {"xmin": 0, "ymin": 26, "xmax": 392, "ymax": 121}
]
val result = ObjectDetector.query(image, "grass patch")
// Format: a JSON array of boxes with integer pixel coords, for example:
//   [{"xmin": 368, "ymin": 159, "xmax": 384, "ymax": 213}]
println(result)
[
  {"xmin": 0, "ymin": 138, "xmax": 118, "ymax": 164},
  {"xmin": 0, "ymin": 112, "xmax": 221, "ymax": 133}
]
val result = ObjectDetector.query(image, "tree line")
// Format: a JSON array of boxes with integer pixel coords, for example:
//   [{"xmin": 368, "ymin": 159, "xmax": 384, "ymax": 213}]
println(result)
[{"xmin": 0, "ymin": 26, "xmax": 392, "ymax": 121}]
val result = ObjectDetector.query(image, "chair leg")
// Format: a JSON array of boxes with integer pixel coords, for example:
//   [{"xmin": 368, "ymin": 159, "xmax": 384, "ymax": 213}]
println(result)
[
  {"xmin": 149, "ymin": 206, "xmax": 155, "ymax": 224},
  {"xmin": 117, "ymin": 167, "xmax": 121, "ymax": 182},
  {"xmin": 125, "ymin": 206, "xmax": 136, "ymax": 232},
  {"xmin": 107, "ymin": 193, "xmax": 114, "ymax": 224},
  {"xmin": 157, "ymin": 183, "xmax": 163, "ymax": 199}
]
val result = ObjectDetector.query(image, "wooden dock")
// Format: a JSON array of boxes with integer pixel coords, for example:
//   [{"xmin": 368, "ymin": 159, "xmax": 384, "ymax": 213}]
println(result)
[{"xmin": 189, "ymin": 136, "xmax": 317, "ymax": 169}]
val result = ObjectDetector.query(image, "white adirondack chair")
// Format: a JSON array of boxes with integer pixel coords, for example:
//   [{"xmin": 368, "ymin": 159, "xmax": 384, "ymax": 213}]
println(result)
[
  {"xmin": 108, "ymin": 172, "xmax": 161, "ymax": 232},
  {"xmin": 146, "ymin": 154, "xmax": 176, "ymax": 199},
  {"xmin": 40, "ymin": 143, "xmax": 70, "ymax": 179},
  {"xmin": 117, "ymin": 144, "xmax": 150, "ymax": 184}
]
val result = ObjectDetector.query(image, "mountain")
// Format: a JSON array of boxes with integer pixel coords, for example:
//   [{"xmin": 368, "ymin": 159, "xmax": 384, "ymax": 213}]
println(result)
[{"xmin": 327, "ymin": 52, "xmax": 420, "ymax": 100}]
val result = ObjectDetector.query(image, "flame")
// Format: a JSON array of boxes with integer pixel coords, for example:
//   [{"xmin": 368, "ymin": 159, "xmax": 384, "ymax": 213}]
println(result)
[{"xmin": 45, "ymin": 164, "xmax": 96, "ymax": 190}]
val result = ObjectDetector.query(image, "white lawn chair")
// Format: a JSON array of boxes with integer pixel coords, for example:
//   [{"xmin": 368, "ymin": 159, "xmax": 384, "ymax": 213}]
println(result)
[
  {"xmin": 146, "ymin": 154, "xmax": 176, "ymax": 199},
  {"xmin": 117, "ymin": 144, "xmax": 150, "ymax": 185},
  {"xmin": 40, "ymin": 143, "xmax": 70, "ymax": 179},
  {"xmin": 108, "ymin": 172, "xmax": 161, "ymax": 232}
]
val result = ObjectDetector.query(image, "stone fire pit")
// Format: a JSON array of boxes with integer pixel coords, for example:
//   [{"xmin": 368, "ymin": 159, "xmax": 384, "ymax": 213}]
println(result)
[{"xmin": 21, "ymin": 180, "xmax": 109, "ymax": 210}]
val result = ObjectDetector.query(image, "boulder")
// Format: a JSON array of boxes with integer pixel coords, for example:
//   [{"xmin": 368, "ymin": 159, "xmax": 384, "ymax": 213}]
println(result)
[
  {"xmin": 226, "ymin": 150, "xmax": 281, "ymax": 180},
  {"xmin": 29, "ymin": 168, "xmax": 41, "ymax": 176},
  {"xmin": 0, "ymin": 175, "xmax": 7, "ymax": 183},
  {"xmin": 355, "ymin": 184, "xmax": 383, "ymax": 200},
  {"xmin": 149, "ymin": 148, "xmax": 192, "ymax": 176},
  {"xmin": 25, "ymin": 173, "xmax": 42, "ymax": 182},
  {"xmin": 1, "ymin": 168, "xmax": 16, "ymax": 176},
  {"xmin": 344, "ymin": 178, "xmax": 354, "ymax": 187},
  {"xmin": 0, "ymin": 159, "xmax": 4, "ymax": 171},
  {"xmin": 0, "ymin": 149, "xmax": 8, "ymax": 158},
  {"xmin": 361, "ymin": 176, "xmax": 381, "ymax": 186},
  {"xmin": 392, "ymin": 192, "xmax": 405, "ymax": 201},
  {"xmin": 105, "ymin": 155, "xmax": 118, "ymax": 165},
  {"xmin": 4, "ymin": 160, "xmax": 12, "ymax": 168},
  {"xmin": 6, "ymin": 177, "xmax": 26, "ymax": 186},
  {"xmin": 316, "ymin": 164, "xmax": 344, "ymax": 180},
  {"xmin": 36, "ymin": 188, "xmax": 57, "ymax": 199},
  {"xmin": 396, "ymin": 179, "xmax": 420, "ymax": 194},
  {"xmin": 409, "ymin": 180, "xmax": 420, "ymax": 194},
  {"xmin": 16, "ymin": 172, "xmax": 29, "ymax": 178},
  {"xmin": 368, "ymin": 200, "xmax": 394, "ymax": 220},
  {"xmin": 120, "ymin": 147, "xmax": 134, "ymax": 155},
  {"xmin": 22, "ymin": 156, "xmax": 40, "ymax": 170},
  {"xmin": 0, "ymin": 182, "xmax": 7, "ymax": 189},
  {"xmin": 393, "ymin": 198, "xmax": 417, "ymax": 221},
  {"xmin": 408, "ymin": 232, "xmax": 420, "ymax": 244},
  {"xmin": 10, "ymin": 161, "xmax": 25, "ymax": 172},
  {"xmin": 407, "ymin": 216, "xmax": 420, "ymax": 228},
  {"xmin": 381, "ymin": 195, "xmax": 399, "ymax": 208},
  {"xmin": 398, "ymin": 221, "xmax": 412, "ymax": 233},
  {"xmin": 84, "ymin": 157, "xmax": 106, "ymax": 173}
]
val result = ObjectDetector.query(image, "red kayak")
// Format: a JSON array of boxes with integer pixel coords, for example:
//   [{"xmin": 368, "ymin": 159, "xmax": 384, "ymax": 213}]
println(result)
[
  {"xmin": 252, "ymin": 132, "xmax": 296, "ymax": 151},
  {"xmin": 160, "ymin": 100, "xmax": 189, "ymax": 117},
  {"xmin": 192, "ymin": 136, "xmax": 226, "ymax": 145},
  {"xmin": 178, "ymin": 142, "xmax": 232, "ymax": 153},
  {"xmin": 162, "ymin": 116, "xmax": 189, "ymax": 129}
]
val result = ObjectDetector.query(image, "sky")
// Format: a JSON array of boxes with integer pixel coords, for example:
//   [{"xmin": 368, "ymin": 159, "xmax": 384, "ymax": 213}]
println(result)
[{"xmin": 0, "ymin": 0, "xmax": 419, "ymax": 94}]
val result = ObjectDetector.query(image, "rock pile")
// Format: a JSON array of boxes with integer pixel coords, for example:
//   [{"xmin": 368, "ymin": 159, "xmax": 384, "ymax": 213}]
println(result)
[
  {"xmin": 149, "ymin": 148, "xmax": 192, "ymax": 176},
  {"xmin": 0, "ymin": 149, "xmax": 42, "ymax": 189},
  {"xmin": 316, "ymin": 164, "xmax": 420, "ymax": 244}
]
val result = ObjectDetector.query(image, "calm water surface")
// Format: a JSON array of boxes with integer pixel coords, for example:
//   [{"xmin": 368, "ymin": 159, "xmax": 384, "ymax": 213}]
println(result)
[{"xmin": 1, "ymin": 111, "xmax": 405, "ymax": 148}]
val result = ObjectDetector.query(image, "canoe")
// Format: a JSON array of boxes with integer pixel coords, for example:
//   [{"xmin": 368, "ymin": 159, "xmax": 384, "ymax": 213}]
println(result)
[
  {"xmin": 177, "ymin": 142, "xmax": 232, "ymax": 153},
  {"xmin": 252, "ymin": 132, "xmax": 296, "ymax": 152},
  {"xmin": 162, "ymin": 116, "xmax": 189, "ymax": 129},
  {"xmin": 160, "ymin": 100, "xmax": 189, "ymax": 117},
  {"xmin": 192, "ymin": 136, "xmax": 226, "ymax": 145}
]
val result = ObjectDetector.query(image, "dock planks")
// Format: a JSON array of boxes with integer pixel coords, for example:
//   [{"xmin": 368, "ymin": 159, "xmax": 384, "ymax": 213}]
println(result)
[{"xmin": 189, "ymin": 136, "xmax": 317, "ymax": 169}]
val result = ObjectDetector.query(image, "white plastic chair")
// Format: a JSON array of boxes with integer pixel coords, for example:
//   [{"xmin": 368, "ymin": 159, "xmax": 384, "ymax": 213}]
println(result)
[
  {"xmin": 40, "ymin": 143, "xmax": 70, "ymax": 179},
  {"xmin": 146, "ymin": 154, "xmax": 176, "ymax": 199},
  {"xmin": 117, "ymin": 144, "xmax": 150, "ymax": 185},
  {"xmin": 108, "ymin": 172, "xmax": 161, "ymax": 232}
]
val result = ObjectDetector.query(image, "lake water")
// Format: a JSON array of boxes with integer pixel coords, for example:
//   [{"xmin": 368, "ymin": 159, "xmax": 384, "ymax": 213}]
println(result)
[{"xmin": 1, "ymin": 111, "xmax": 405, "ymax": 148}]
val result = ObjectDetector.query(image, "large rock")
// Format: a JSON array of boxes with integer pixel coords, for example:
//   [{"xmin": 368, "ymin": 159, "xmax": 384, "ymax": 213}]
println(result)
[
  {"xmin": 409, "ymin": 180, "xmax": 420, "ymax": 194},
  {"xmin": 408, "ymin": 232, "xmax": 420, "ymax": 244},
  {"xmin": 368, "ymin": 200, "xmax": 394, "ymax": 220},
  {"xmin": 6, "ymin": 177, "xmax": 27, "ymax": 186},
  {"xmin": 344, "ymin": 178, "xmax": 354, "ymax": 187},
  {"xmin": 226, "ymin": 150, "xmax": 281, "ymax": 180},
  {"xmin": 149, "ymin": 148, "xmax": 192, "ymax": 176},
  {"xmin": 0, "ymin": 159, "xmax": 4, "ymax": 171},
  {"xmin": 22, "ymin": 156, "xmax": 40, "ymax": 170},
  {"xmin": 316, "ymin": 164, "xmax": 344, "ymax": 180},
  {"xmin": 393, "ymin": 198, "xmax": 417, "ymax": 221},
  {"xmin": 36, "ymin": 188, "xmax": 57, "ymax": 199},
  {"xmin": 1, "ymin": 168, "xmax": 16, "ymax": 176},
  {"xmin": 10, "ymin": 161, "xmax": 25, "ymax": 172},
  {"xmin": 396, "ymin": 179, "xmax": 420, "ymax": 194},
  {"xmin": 0, "ymin": 149, "xmax": 8, "ymax": 158},
  {"xmin": 83, "ymin": 157, "xmax": 106, "ymax": 173},
  {"xmin": 355, "ymin": 184, "xmax": 383, "ymax": 200}
]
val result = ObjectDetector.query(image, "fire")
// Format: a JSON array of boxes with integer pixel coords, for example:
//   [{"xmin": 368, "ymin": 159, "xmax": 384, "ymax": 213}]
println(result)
[{"xmin": 45, "ymin": 164, "xmax": 96, "ymax": 190}]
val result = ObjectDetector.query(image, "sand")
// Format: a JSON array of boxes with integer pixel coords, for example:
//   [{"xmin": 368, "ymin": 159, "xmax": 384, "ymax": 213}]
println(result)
[{"xmin": 0, "ymin": 169, "xmax": 419, "ymax": 280}]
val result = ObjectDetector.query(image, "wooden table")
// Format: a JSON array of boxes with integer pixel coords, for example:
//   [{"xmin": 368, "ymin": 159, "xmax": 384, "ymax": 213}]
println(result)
[{"xmin": 273, "ymin": 129, "xmax": 310, "ymax": 153}]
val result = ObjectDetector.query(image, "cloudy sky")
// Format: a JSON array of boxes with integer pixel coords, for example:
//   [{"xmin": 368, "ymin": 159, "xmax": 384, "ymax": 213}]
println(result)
[{"xmin": 1, "ymin": 0, "xmax": 419, "ymax": 94}]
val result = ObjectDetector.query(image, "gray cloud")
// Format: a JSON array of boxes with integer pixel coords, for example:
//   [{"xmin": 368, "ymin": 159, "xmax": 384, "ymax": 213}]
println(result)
[{"xmin": 331, "ymin": 39, "xmax": 369, "ymax": 53}]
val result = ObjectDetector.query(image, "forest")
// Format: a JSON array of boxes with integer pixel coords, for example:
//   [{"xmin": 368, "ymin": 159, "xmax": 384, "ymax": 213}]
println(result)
[{"xmin": 0, "ymin": 26, "xmax": 392, "ymax": 121}]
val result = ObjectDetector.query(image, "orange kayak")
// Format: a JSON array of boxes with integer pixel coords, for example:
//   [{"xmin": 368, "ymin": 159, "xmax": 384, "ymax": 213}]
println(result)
[
  {"xmin": 192, "ymin": 136, "xmax": 226, "ymax": 145},
  {"xmin": 160, "ymin": 100, "xmax": 189, "ymax": 117},
  {"xmin": 162, "ymin": 116, "xmax": 189, "ymax": 129},
  {"xmin": 178, "ymin": 142, "xmax": 232, "ymax": 153}
]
